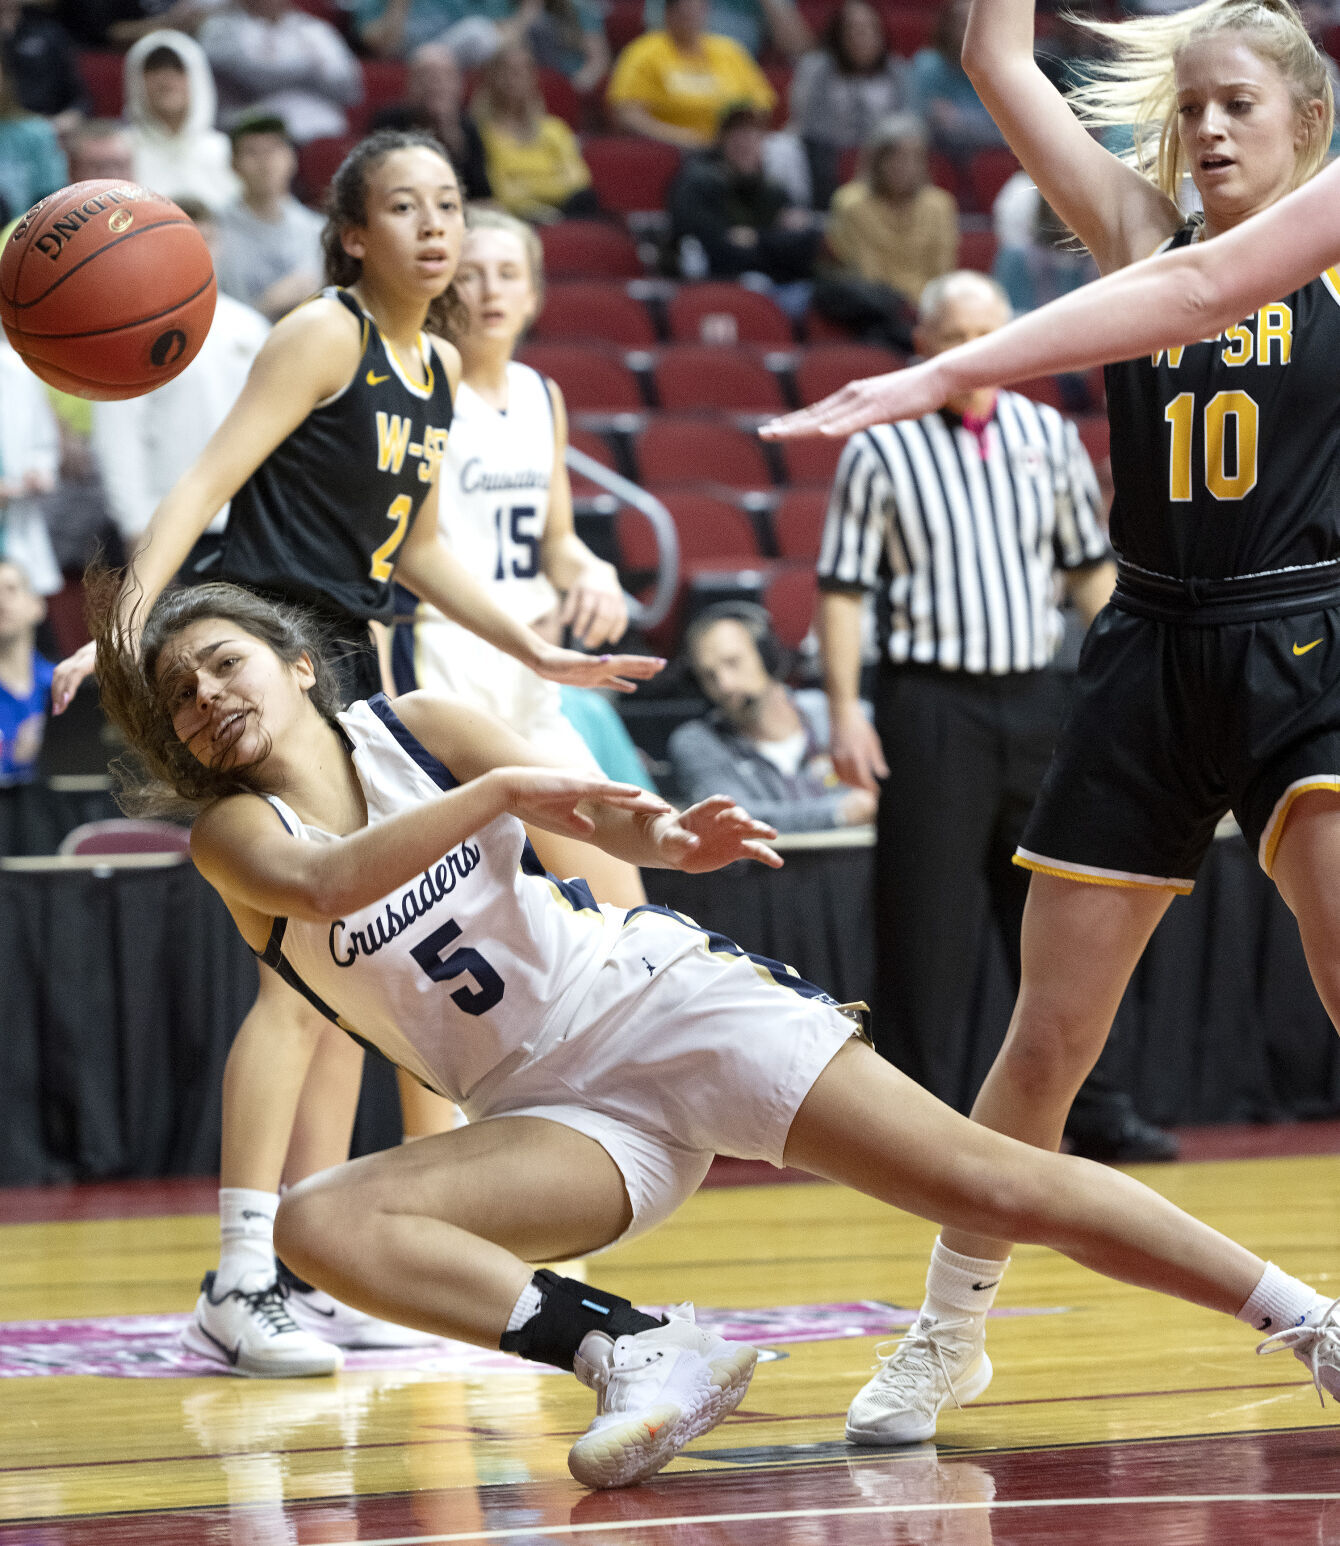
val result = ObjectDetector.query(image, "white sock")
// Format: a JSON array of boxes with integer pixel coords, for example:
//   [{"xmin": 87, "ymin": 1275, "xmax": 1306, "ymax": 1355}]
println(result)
[
  {"xmin": 505, "ymin": 1280, "xmax": 543, "ymax": 1334},
  {"xmin": 922, "ymin": 1236, "xmax": 1010, "ymax": 1324},
  {"xmin": 1235, "ymin": 1262, "xmax": 1326, "ymax": 1335},
  {"xmin": 217, "ymin": 1188, "xmax": 279, "ymax": 1293}
]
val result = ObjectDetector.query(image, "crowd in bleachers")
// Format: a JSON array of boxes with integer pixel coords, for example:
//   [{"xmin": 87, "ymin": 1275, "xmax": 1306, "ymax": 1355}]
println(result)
[{"xmin": 4, "ymin": 0, "xmax": 1340, "ymax": 780}]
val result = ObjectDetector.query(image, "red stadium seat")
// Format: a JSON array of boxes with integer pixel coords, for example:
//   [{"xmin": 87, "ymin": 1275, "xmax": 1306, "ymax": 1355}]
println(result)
[
  {"xmin": 567, "ymin": 425, "xmax": 618, "ymax": 499},
  {"xmin": 58, "ymin": 820, "xmax": 192, "ymax": 858},
  {"xmin": 293, "ymin": 0, "xmax": 340, "ymax": 18},
  {"xmin": 667, "ymin": 283, "xmax": 794, "ymax": 345},
  {"xmin": 634, "ymin": 415, "xmax": 773, "ymax": 488},
  {"xmin": 1075, "ymin": 414, "xmax": 1110, "ymax": 469},
  {"xmin": 794, "ymin": 343, "xmax": 903, "ymax": 405},
  {"xmin": 929, "ymin": 151, "xmax": 959, "ymax": 198},
  {"xmin": 958, "ymin": 228, "xmax": 998, "ymax": 274},
  {"xmin": 653, "ymin": 345, "xmax": 788, "ymax": 413},
  {"xmin": 77, "ymin": 51, "xmax": 123, "ymax": 119},
  {"xmin": 778, "ymin": 433, "xmax": 845, "ymax": 486},
  {"xmin": 771, "ymin": 488, "xmax": 831, "ymax": 561},
  {"xmin": 518, "ymin": 342, "xmax": 646, "ymax": 412},
  {"xmin": 605, "ymin": 0, "xmax": 644, "ymax": 54},
  {"xmin": 531, "ymin": 281, "xmax": 657, "ymax": 346},
  {"xmin": 582, "ymin": 136, "xmax": 682, "ymax": 214},
  {"xmin": 765, "ymin": 565, "xmax": 819, "ymax": 650},
  {"xmin": 968, "ymin": 149, "xmax": 1020, "ymax": 214},
  {"xmin": 761, "ymin": 61, "xmax": 793, "ymax": 127},
  {"xmin": 539, "ymin": 220, "xmax": 643, "ymax": 279},
  {"xmin": 803, "ymin": 306, "xmax": 855, "ymax": 342},
  {"xmin": 656, "ymin": 491, "xmax": 763, "ymax": 563},
  {"xmin": 537, "ymin": 67, "xmax": 583, "ymax": 130},
  {"xmin": 297, "ymin": 134, "xmax": 357, "ymax": 206},
  {"xmin": 881, "ymin": 6, "xmax": 935, "ymax": 56},
  {"xmin": 355, "ymin": 59, "xmax": 409, "ymax": 133},
  {"xmin": 1014, "ymin": 375, "xmax": 1067, "ymax": 410}
]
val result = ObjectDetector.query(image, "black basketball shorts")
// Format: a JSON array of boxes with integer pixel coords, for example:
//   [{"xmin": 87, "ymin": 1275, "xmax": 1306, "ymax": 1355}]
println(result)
[{"xmin": 1017, "ymin": 600, "xmax": 1340, "ymax": 891}]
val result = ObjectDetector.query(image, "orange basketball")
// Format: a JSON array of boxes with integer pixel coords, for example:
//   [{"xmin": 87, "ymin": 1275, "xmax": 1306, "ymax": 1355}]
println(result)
[{"xmin": 0, "ymin": 180, "xmax": 217, "ymax": 401}]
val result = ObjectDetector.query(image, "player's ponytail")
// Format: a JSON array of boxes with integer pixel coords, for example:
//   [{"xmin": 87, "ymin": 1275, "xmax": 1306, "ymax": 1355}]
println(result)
[
  {"xmin": 1068, "ymin": 0, "xmax": 1333, "ymax": 201},
  {"xmin": 88, "ymin": 571, "xmax": 344, "ymax": 818},
  {"xmin": 321, "ymin": 129, "xmax": 469, "ymax": 341}
]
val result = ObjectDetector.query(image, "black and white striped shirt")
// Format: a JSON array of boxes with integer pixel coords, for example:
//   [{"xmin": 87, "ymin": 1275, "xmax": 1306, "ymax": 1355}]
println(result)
[{"xmin": 818, "ymin": 393, "xmax": 1109, "ymax": 674}]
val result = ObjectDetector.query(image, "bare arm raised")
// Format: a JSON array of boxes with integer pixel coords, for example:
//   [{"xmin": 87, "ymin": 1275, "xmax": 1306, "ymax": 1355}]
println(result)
[{"xmin": 763, "ymin": 156, "xmax": 1340, "ymax": 440}]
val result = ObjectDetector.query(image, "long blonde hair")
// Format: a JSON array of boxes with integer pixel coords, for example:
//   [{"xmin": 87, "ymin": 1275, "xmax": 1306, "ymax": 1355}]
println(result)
[{"xmin": 1069, "ymin": 0, "xmax": 1334, "ymax": 201}]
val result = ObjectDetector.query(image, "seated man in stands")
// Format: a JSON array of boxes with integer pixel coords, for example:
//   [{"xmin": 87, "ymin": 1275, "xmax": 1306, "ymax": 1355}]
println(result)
[
  {"xmin": 666, "ymin": 103, "xmax": 821, "ymax": 286},
  {"xmin": 213, "ymin": 114, "xmax": 324, "ymax": 322},
  {"xmin": 668, "ymin": 600, "xmax": 876, "ymax": 834}
]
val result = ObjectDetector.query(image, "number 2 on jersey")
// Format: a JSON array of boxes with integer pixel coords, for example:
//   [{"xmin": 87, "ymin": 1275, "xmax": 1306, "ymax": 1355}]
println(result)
[
  {"xmin": 369, "ymin": 493, "xmax": 413, "ymax": 581},
  {"xmin": 493, "ymin": 504, "xmax": 541, "ymax": 580},
  {"xmin": 1164, "ymin": 390, "xmax": 1259, "ymax": 502}
]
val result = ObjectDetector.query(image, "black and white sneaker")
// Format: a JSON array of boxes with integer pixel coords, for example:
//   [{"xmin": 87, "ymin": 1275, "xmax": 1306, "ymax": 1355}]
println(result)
[
  {"xmin": 276, "ymin": 1258, "xmax": 442, "ymax": 1350},
  {"xmin": 180, "ymin": 1271, "xmax": 342, "ymax": 1378}
]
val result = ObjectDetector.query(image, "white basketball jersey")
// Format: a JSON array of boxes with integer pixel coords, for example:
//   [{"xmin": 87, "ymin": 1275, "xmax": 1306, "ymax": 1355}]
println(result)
[
  {"xmin": 412, "ymin": 362, "xmax": 566, "ymax": 724},
  {"xmin": 260, "ymin": 696, "xmax": 621, "ymax": 1106}
]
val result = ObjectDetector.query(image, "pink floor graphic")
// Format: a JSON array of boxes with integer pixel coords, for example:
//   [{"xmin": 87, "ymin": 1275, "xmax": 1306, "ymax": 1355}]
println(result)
[{"xmin": 0, "ymin": 1301, "xmax": 1066, "ymax": 1378}]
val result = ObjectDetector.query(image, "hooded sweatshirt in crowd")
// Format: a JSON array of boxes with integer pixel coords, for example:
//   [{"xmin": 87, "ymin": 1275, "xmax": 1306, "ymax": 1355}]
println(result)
[{"xmin": 123, "ymin": 29, "xmax": 240, "ymax": 212}]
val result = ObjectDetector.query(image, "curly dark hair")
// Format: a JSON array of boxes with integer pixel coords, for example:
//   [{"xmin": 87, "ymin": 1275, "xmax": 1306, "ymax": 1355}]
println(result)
[
  {"xmin": 320, "ymin": 128, "xmax": 469, "ymax": 341},
  {"xmin": 88, "ymin": 570, "xmax": 345, "ymax": 819}
]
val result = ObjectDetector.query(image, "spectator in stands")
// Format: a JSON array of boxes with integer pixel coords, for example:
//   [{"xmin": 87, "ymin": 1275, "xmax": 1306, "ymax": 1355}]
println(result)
[
  {"xmin": 64, "ymin": 118, "xmax": 135, "ymax": 183},
  {"xmin": 124, "ymin": 31, "xmax": 240, "ymax": 212},
  {"xmin": 355, "ymin": 0, "xmax": 608, "ymax": 81},
  {"xmin": 0, "ymin": 0, "xmax": 87, "ymax": 136},
  {"xmin": 0, "ymin": 54, "xmax": 66, "ymax": 221},
  {"xmin": 607, "ymin": 0, "xmax": 776, "ymax": 150},
  {"xmin": 92, "ymin": 199, "xmax": 270, "ymax": 551},
  {"xmin": 213, "ymin": 115, "xmax": 324, "ymax": 321},
  {"xmin": 813, "ymin": 112, "xmax": 957, "ymax": 352},
  {"xmin": 472, "ymin": 40, "xmax": 599, "ymax": 221},
  {"xmin": 199, "ymin": 0, "xmax": 362, "ymax": 145},
  {"xmin": 668, "ymin": 601, "xmax": 877, "ymax": 834},
  {"xmin": 788, "ymin": 0, "xmax": 909, "ymax": 207},
  {"xmin": 521, "ymin": 0, "xmax": 610, "ymax": 94},
  {"xmin": 642, "ymin": 0, "xmax": 812, "ymax": 62},
  {"xmin": 667, "ymin": 102, "xmax": 821, "ymax": 288},
  {"xmin": 58, "ymin": 0, "xmax": 224, "ymax": 49},
  {"xmin": 0, "ymin": 560, "xmax": 53, "ymax": 790},
  {"xmin": 0, "ymin": 335, "xmax": 61, "ymax": 599},
  {"xmin": 908, "ymin": 0, "xmax": 1007, "ymax": 160},
  {"xmin": 369, "ymin": 43, "xmax": 491, "ymax": 201}
]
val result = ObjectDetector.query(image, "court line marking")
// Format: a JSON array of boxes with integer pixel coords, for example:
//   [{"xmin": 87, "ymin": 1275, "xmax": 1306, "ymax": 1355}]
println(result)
[{"xmin": 351, "ymin": 1494, "xmax": 1340, "ymax": 1545}]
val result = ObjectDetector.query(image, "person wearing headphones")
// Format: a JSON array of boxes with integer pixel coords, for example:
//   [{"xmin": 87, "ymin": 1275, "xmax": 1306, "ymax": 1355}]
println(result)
[{"xmin": 668, "ymin": 600, "xmax": 877, "ymax": 834}]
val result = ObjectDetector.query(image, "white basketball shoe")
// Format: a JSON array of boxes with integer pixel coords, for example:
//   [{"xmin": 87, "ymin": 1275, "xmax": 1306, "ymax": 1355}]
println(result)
[
  {"xmin": 1257, "ymin": 1295, "xmax": 1340, "ymax": 1402},
  {"xmin": 567, "ymin": 1304, "xmax": 758, "ymax": 1488},
  {"xmin": 181, "ymin": 1272, "xmax": 343, "ymax": 1378},
  {"xmin": 846, "ymin": 1313, "xmax": 992, "ymax": 1445},
  {"xmin": 284, "ymin": 1278, "xmax": 443, "ymax": 1350}
]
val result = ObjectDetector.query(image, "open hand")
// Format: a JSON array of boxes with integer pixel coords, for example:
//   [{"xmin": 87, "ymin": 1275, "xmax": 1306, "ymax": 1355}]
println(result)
[
  {"xmin": 52, "ymin": 640, "xmax": 97, "ymax": 715},
  {"xmin": 497, "ymin": 766, "xmax": 670, "ymax": 836},
  {"xmin": 653, "ymin": 794, "xmax": 782, "ymax": 874},
  {"xmin": 759, "ymin": 360, "xmax": 948, "ymax": 441},
  {"xmin": 534, "ymin": 643, "xmax": 664, "ymax": 693}
]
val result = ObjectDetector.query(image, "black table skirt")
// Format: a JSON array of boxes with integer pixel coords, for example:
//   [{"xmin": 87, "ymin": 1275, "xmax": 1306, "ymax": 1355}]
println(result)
[{"xmin": 3, "ymin": 836, "xmax": 1337, "ymax": 1185}]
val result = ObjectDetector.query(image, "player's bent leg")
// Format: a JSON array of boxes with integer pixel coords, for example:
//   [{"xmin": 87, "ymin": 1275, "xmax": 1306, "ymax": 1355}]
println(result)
[
  {"xmin": 184, "ymin": 969, "xmax": 345, "ymax": 1378},
  {"xmin": 1270, "ymin": 789, "xmax": 1340, "ymax": 1034},
  {"xmin": 275, "ymin": 1117, "xmax": 757, "ymax": 1487},
  {"xmin": 281, "ymin": 1023, "xmax": 365, "ymax": 1187},
  {"xmin": 783, "ymin": 1039, "xmax": 1296, "ymax": 1444}
]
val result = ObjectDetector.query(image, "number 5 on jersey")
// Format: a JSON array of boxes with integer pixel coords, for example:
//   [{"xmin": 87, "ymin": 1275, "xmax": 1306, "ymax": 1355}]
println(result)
[{"xmin": 1165, "ymin": 390, "xmax": 1259, "ymax": 502}]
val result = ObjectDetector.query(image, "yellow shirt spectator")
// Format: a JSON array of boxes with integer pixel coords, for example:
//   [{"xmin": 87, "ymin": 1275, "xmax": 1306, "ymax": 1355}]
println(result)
[
  {"xmin": 827, "ymin": 180, "xmax": 958, "ymax": 305},
  {"xmin": 478, "ymin": 114, "xmax": 593, "ymax": 220},
  {"xmin": 607, "ymin": 30, "xmax": 774, "ymax": 146}
]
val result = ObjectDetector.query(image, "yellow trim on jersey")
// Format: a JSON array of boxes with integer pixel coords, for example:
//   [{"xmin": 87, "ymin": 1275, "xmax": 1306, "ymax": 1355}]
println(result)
[
  {"xmin": 1322, "ymin": 267, "xmax": 1340, "ymax": 307},
  {"xmin": 1012, "ymin": 851, "xmax": 1194, "ymax": 895},
  {"xmin": 381, "ymin": 330, "xmax": 435, "ymax": 400},
  {"xmin": 1258, "ymin": 775, "xmax": 1340, "ymax": 875}
]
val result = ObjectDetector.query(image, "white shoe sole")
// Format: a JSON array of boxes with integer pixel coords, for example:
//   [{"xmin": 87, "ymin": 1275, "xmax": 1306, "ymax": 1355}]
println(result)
[
  {"xmin": 845, "ymin": 1351, "xmax": 993, "ymax": 1446},
  {"xmin": 180, "ymin": 1317, "xmax": 343, "ymax": 1379},
  {"xmin": 568, "ymin": 1342, "xmax": 758, "ymax": 1489}
]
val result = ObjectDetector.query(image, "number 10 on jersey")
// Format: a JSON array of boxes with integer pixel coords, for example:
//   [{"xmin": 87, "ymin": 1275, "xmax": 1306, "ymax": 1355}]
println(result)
[{"xmin": 1164, "ymin": 390, "xmax": 1259, "ymax": 502}]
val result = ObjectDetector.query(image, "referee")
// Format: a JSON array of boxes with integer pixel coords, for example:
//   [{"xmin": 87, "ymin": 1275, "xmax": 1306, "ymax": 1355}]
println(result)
[{"xmin": 817, "ymin": 269, "xmax": 1173, "ymax": 1161}]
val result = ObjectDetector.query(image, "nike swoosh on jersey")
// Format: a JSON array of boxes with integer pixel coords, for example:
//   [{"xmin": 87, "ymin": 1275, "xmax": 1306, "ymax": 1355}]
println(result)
[
  {"xmin": 1293, "ymin": 639, "xmax": 1323, "ymax": 656},
  {"xmin": 366, "ymin": 370, "xmax": 390, "ymax": 386}
]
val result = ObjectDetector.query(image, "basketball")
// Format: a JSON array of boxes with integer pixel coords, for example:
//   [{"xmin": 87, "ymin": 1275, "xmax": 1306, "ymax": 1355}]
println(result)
[{"xmin": 0, "ymin": 180, "xmax": 216, "ymax": 401}]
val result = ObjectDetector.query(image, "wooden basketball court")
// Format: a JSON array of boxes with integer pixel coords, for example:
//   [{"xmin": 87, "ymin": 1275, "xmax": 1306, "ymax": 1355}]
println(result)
[{"xmin": 3, "ymin": 1130, "xmax": 1338, "ymax": 1544}]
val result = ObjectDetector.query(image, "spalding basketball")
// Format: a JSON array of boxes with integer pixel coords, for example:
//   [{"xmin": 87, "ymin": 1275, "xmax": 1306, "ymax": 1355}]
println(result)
[{"xmin": 0, "ymin": 180, "xmax": 216, "ymax": 401}]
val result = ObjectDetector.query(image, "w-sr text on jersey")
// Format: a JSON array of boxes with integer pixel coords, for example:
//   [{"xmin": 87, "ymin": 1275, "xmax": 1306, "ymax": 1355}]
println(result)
[{"xmin": 329, "ymin": 842, "xmax": 482, "ymax": 966}]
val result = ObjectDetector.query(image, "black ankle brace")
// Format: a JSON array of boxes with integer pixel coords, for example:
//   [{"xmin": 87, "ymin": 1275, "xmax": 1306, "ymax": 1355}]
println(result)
[{"xmin": 498, "ymin": 1269, "xmax": 664, "ymax": 1371}]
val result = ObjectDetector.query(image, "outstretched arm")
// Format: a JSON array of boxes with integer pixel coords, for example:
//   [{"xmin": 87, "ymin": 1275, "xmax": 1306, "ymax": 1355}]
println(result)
[{"xmin": 764, "ymin": 157, "xmax": 1340, "ymax": 440}]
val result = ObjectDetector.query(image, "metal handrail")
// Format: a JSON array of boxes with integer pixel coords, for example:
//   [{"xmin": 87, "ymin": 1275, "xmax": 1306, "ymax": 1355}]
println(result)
[{"xmin": 565, "ymin": 444, "xmax": 679, "ymax": 631}]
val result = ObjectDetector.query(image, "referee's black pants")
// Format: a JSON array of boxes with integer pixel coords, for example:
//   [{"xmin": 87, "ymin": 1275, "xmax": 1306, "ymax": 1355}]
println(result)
[{"xmin": 871, "ymin": 661, "xmax": 1132, "ymax": 1121}]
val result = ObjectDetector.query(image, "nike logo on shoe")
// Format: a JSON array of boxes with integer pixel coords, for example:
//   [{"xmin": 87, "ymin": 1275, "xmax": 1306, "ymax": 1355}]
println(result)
[
  {"xmin": 302, "ymin": 1298, "xmax": 337, "ymax": 1318},
  {"xmin": 240, "ymin": 1210, "xmax": 270, "ymax": 1221},
  {"xmin": 972, "ymin": 1280, "xmax": 1000, "ymax": 1292},
  {"xmin": 198, "ymin": 1324, "xmax": 241, "ymax": 1365}
]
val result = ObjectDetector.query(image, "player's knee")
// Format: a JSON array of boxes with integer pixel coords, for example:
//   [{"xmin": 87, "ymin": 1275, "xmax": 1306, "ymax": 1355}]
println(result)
[
  {"xmin": 997, "ymin": 1002, "xmax": 1105, "ymax": 1100},
  {"xmin": 273, "ymin": 1173, "xmax": 349, "ymax": 1279}
]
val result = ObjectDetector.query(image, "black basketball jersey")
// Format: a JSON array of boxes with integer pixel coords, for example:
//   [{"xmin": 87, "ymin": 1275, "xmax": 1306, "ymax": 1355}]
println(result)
[
  {"xmin": 215, "ymin": 288, "xmax": 454, "ymax": 625},
  {"xmin": 1105, "ymin": 223, "xmax": 1340, "ymax": 581}
]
